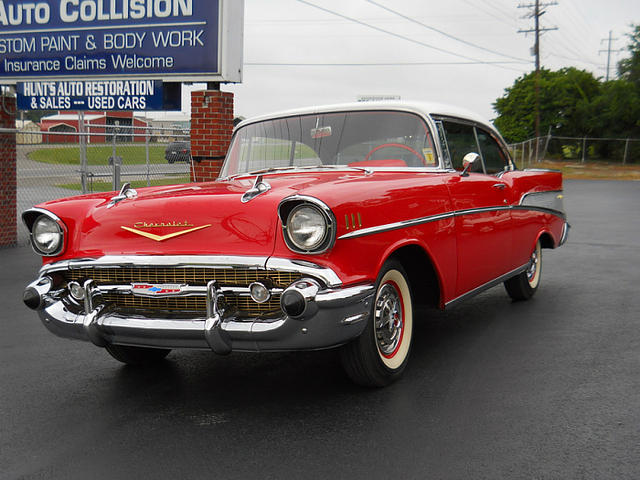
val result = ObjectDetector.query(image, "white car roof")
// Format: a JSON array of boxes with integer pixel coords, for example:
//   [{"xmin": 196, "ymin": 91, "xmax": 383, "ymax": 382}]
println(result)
[{"xmin": 235, "ymin": 101, "xmax": 497, "ymax": 133}]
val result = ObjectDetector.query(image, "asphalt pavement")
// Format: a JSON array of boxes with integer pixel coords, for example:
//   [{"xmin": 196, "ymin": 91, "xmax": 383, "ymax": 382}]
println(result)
[{"xmin": 1, "ymin": 179, "xmax": 639, "ymax": 479}]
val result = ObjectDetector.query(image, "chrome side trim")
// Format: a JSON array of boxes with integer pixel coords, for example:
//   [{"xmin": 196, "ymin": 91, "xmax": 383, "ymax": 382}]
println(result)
[
  {"xmin": 339, "ymin": 212, "xmax": 455, "ymax": 240},
  {"xmin": 338, "ymin": 206, "xmax": 510, "ymax": 240},
  {"xmin": 38, "ymin": 255, "xmax": 344, "ymax": 290},
  {"xmin": 338, "ymin": 202, "xmax": 567, "ymax": 241},
  {"xmin": 445, "ymin": 263, "xmax": 529, "ymax": 309},
  {"xmin": 511, "ymin": 205, "xmax": 567, "ymax": 220}
]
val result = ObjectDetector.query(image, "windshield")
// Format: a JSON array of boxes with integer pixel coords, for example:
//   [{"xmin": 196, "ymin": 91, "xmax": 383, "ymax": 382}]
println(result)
[{"xmin": 221, "ymin": 111, "xmax": 438, "ymax": 177}]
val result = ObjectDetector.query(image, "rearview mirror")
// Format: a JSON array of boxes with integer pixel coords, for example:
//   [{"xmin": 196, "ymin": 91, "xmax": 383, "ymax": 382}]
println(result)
[{"xmin": 461, "ymin": 153, "xmax": 480, "ymax": 177}]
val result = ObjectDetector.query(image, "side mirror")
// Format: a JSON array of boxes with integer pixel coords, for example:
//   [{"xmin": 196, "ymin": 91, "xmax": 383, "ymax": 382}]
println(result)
[{"xmin": 461, "ymin": 153, "xmax": 480, "ymax": 177}]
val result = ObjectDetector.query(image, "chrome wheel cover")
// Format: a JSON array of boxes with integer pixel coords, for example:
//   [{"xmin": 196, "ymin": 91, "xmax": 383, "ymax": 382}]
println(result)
[
  {"xmin": 375, "ymin": 282, "xmax": 404, "ymax": 357},
  {"xmin": 526, "ymin": 250, "xmax": 538, "ymax": 282}
]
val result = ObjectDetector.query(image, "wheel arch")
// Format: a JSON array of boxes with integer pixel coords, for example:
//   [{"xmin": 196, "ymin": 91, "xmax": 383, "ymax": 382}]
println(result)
[
  {"xmin": 384, "ymin": 243, "xmax": 443, "ymax": 311},
  {"xmin": 538, "ymin": 230, "xmax": 555, "ymax": 249}
]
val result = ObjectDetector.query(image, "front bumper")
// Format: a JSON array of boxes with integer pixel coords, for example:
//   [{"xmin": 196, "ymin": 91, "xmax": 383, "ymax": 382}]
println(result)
[{"xmin": 24, "ymin": 256, "xmax": 374, "ymax": 354}]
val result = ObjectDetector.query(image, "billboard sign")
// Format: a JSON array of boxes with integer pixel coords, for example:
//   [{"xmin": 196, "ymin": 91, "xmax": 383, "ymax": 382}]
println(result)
[
  {"xmin": 16, "ymin": 79, "xmax": 164, "ymax": 110},
  {"xmin": 0, "ymin": 0, "xmax": 243, "ymax": 83}
]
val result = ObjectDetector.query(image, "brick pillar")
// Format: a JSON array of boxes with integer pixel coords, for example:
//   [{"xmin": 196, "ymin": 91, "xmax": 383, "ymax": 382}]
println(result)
[
  {"xmin": 190, "ymin": 90, "xmax": 234, "ymax": 182},
  {"xmin": 0, "ymin": 96, "xmax": 17, "ymax": 248}
]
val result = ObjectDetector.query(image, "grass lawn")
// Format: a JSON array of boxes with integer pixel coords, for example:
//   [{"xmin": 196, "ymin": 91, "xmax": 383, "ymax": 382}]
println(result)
[
  {"xmin": 533, "ymin": 160, "xmax": 640, "ymax": 181},
  {"xmin": 57, "ymin": 176, "xmax": 191, "ymax": 192},
  {"xmin": 28, "ymin": 144, "xmax": 168, "ymax": 165}
]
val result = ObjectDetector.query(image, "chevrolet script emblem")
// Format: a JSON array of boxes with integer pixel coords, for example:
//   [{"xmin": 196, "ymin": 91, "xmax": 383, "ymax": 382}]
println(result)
[
  {"xmin": 121, "ymin": 223, "xmax": 211, "ymax": 241},
  {"xmin": 131, "ymin": 283, "xmax": 186, "ymax": 297}
]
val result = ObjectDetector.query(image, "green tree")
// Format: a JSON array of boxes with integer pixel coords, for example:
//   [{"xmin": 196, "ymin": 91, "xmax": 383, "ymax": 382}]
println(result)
[
  {"xmin": 493, "ymin": 67, "xmax": 600, "ymax": 143},
  {"xmin": 618, "ymin": 25, "xmax": 640, "ymax": 88},
  {"xmin": 23, "ymin": 110, "xmax": 57, "ymax": 124}
]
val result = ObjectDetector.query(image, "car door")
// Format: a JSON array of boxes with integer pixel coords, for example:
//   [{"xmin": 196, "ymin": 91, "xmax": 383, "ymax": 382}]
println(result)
[{"xmin": 438, "ymin": 119, "xmax": 513, "ymax": 298}]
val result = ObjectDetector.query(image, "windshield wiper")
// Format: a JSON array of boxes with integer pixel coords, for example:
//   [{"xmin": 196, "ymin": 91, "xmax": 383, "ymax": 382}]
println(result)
[
  {"xmin": 225, "ymin": 164, "xmax": 372, "ymax": 180},
  {"xmin": 225, "ymin": 166, "xmax": 295, "ymax": 180}
]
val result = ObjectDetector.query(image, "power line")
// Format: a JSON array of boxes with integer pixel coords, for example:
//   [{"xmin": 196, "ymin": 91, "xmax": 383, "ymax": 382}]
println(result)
[
  {"xmin": 459, "ymin": 0, "xmax": 517, "ymax": 28},
  {"xmin": 547, "ymin": 52, "xmax": 603, "ymax": 69},
  {"xmin": 476, "ymin": 0, "xmax": 520, "ymax": 25},
  {"xmin": 245, "ymin": 61, "xmax": 529, "ymax": 66},
  {"xmin": 366, "ymin": 0, "xmax": 530, "ymax": 63},
  {"xmin": 599, "ymin": 31, "xmax": 624, "ymax": 81},
  {"xmin": 293, "ymin": 0, "xmax": 528, "ymax": 72},
  {"xmin": 518, "ymin": 0, "xmax": 558, "ymax": 138}
]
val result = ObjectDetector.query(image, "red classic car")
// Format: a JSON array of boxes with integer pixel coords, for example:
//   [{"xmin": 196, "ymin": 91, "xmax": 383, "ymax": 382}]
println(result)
[{"xmin": 23, "ymin": 102, "xmax": 568, "ymax": 386}]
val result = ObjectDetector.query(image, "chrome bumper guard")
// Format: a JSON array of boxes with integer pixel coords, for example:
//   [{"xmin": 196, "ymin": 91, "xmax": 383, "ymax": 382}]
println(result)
[
  {"xmin": 559, "ymin": 221, "xmax": 570, "ymax": 246},
  {"xmin": 25, "ymin": 269, "xmax": 374, "ymax": 354}
]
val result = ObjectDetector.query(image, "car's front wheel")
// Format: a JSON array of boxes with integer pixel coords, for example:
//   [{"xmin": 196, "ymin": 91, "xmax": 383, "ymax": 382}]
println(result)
[
  {"xmin": 105, "ymin": 344, "xmax": 171, "ymax": 366},
  {"xmin": 504, "ymin": 240, "xmax": 542, "ymax": 301},
  {"xmin": 340, "ymin": 260, "xmax": 413, "ymax": 387}
]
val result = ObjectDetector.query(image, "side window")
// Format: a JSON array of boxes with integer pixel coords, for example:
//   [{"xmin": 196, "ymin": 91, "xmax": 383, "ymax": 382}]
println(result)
[
  {"xmin": 476, "ymin": 129, "xmax": 508, "ymax": 174},
  {"xmin": 441, "ymin": 121, "xmax": 482, "ymax": 172}
]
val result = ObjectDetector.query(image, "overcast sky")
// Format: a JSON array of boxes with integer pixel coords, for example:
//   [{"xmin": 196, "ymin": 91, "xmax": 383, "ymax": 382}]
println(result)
[{"xmin": 182, "ymin": 0, "xmax": 640, "ymax": 122}]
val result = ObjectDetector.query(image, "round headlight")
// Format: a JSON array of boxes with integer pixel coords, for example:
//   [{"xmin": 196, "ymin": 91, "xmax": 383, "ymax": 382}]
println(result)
[
  {"xmin": 32, "ymin": 215, "xmax": 63, "ymax": 255},
  {"xmin": 286, "ymin": 205, "xmax": 328, "ymax": 251}
]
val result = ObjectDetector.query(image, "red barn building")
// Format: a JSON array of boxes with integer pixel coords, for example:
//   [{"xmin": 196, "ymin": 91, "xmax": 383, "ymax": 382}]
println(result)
[{"xmin": 40, "ymin": 111, "xmax": 149, "ymax": 144}]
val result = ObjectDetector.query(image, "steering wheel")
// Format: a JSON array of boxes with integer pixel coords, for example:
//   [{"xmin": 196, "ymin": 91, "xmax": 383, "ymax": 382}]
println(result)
[{"xmin": 364, "ymin": 143, "xmax": 424, "ymax": 165}]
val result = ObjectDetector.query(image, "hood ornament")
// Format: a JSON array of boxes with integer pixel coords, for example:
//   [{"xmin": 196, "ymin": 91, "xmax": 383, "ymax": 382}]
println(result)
[
  {"xmin": 241, "ymin": 175, "xmax": 271, "ymax": 203},
  {"xmin": 107, "ymin": 183, "xmax": 138, "ymax": 208}
]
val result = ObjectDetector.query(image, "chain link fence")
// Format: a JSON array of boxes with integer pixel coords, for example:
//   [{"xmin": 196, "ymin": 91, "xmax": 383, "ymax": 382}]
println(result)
[
  {"xmin": 1, "ymin": 125, "xmax": 191, "ymax": 245},
  {"xmin": 508, "ymin": 135, "xmax": 640, "ymax": 168}
]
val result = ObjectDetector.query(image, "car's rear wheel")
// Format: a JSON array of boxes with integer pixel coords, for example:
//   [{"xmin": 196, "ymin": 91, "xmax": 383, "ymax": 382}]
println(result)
[
  {"xmin": 504, "ymin": 240, "xmax": 542, "ymax": 301},
  {"xmin": 105, "ymin": 344, "xmax": 171, "ymax": 365},
  {"xmin": 340, "ymin": 260, "xmax": 413, "ymax": 387}
]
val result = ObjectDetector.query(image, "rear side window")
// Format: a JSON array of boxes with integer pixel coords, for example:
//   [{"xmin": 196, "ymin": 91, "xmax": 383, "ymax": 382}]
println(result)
[
  {"xmin": 440, "ymin": 121, "xmax": 478, "ymax": 171},
  {"xmin": 476, "ymin": 129, "xmax": 508, "ymax": 174},
  {"xmin": 439, "ymin": 120, "xmax": 510, "ymax": 175}
]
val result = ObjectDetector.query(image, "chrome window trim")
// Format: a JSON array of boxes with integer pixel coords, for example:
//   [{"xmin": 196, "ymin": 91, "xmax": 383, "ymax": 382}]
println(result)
[
  {"xmin": 39, "ymin": 255, "xmax": 343, "ymax": 289},
  {"xmin": 432, "ymin": 114, "xmax": 515, "ymax": 172},
  {"xmin": 225, "ymin": 108, "xmax": 448, "ymax": 175}
]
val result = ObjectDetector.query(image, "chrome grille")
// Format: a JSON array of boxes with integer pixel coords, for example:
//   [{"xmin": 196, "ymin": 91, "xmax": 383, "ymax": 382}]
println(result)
[
  {"xmin": 63, "ymin": 267, "xmax": 299, "ymax": 288},
  {"xmin": 100, "ymin": 293, "xmax": 283, "ymax": 316},
  {"xmin": 62, "ymin": 267, "xmax": 299, "ymax": 316}
]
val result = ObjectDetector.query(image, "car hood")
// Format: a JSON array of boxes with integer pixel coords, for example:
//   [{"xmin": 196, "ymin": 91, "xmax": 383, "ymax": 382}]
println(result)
[
  {"xmin": 34, "ymin": 171, "xmax": 358, "ymax": 261},
  {"xmin": 35, "ymin": 170, "xmax": 445, "ymax": 263}
]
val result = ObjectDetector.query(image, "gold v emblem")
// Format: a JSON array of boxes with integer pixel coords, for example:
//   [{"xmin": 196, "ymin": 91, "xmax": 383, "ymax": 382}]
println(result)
[{"xmin": 121, "ymin": 224, "xmax": 212, "ymax": 242}]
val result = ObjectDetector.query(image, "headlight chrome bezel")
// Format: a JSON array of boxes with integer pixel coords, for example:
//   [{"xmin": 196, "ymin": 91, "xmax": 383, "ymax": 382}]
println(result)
[
  {"xmin": 23, "ymin": 209, "xmax": 66, "ymax": 257},
  {"xmin": 279, "ymin": 196, "xmax": 336, "ymax": 255}
]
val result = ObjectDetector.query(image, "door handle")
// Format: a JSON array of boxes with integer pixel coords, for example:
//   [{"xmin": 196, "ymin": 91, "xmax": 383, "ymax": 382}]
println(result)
[{"xmin": 492, "ymin": 183, "xmax": 506, "ymax": 189}]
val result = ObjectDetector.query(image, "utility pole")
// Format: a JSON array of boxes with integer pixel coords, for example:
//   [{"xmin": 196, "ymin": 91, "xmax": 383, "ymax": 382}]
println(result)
[
  {"xmin": 599, "ymin": 31, "xmax": 622, "ymax": 81},
  {"xmin": 518, "ymin": 0, "xmax": 558, "ymax": 139}
]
